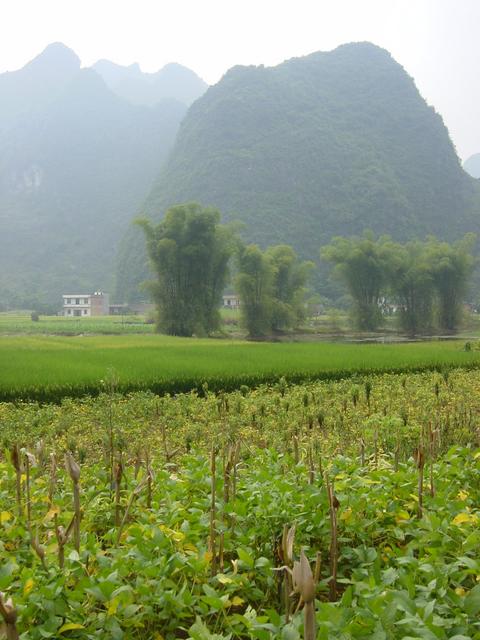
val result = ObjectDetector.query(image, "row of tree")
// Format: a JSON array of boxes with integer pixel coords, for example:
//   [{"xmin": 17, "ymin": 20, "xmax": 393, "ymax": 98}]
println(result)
[
  {"xmin": 137, "ymin": 203, "xmax": 311, "ymax": 337},
  {"xmin": 138, "ymin": 204, "xmax": 476, "ymax": 338},
  {"xmin": 322, "ymin": 232, "xmax": 476, "ymax": 334}
]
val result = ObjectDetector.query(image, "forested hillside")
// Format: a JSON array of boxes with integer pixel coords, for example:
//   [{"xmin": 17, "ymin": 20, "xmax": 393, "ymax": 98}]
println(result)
[
  {"xmin": 0, "ymin": 44, "xmax": 202, "ymax": 308},
  {"xmin": 117, "ymin": 42, "xmax": 480, "ymax": 302}
]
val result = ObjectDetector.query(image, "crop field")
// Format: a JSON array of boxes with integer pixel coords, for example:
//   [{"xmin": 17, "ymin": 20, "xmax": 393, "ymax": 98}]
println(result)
[
  {"xmin": 1, "ymin": 369, "xmax": 480, "ymax": 638},
  {"xmin": 0, "ymin": 314, "xmax": 153, "ymax": 336},
  {"xmin": 1, "ymin": 335, "xmax": 480, "ymax": 401}
]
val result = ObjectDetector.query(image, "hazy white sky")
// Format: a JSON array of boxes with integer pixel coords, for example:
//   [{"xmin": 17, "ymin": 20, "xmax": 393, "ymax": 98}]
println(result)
[{"xmin": 0, "ymin": 0, "xmax": 479, "ymax": 160}]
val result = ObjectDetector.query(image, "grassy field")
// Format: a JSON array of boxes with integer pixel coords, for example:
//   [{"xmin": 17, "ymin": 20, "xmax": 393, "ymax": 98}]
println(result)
[
  {"xmin": 1, "ymin": 333, "xmax": 479, "ymax": 401},
  {"xmin": 0, "ymin": 312, "xmax": 154, "ymax": 335}
]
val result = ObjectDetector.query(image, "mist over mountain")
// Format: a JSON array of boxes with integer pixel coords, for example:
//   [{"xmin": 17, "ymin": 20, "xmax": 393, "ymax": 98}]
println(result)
[
  {"xmin": 93, "ymin": 59, "xmax": 207, "ymax": 107},
  {"xmin": 117, "ymin": 42, "xmax": 480, "ymax": 302},
  {"xmin": 0, "ymin": 43, "xmax": 204, "ymax": 308},
  {"xmin": 464, "ymin": 154, "xmax": 480, "ymax": 179}
]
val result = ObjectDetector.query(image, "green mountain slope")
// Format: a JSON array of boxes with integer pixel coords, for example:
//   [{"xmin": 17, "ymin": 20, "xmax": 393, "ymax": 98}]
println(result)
[
  {"xmin": 0, "ymin": 44, "xmax": 190, "ymax": 308},
  {"xmin": 117, "ymin": 42, "xmax": 480, "ymax": 302}
]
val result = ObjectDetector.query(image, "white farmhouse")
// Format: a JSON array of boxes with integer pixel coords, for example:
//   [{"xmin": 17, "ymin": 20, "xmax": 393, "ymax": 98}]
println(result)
[{"xmin": 62, "ymin": 292, "xmax": 109, "ymax": 317}]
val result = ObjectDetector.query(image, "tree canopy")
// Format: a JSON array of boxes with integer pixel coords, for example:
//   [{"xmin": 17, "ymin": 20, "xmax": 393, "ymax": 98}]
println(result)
[
  {"xmin": 236, "ymin": 244, "xmax": 312, "ymax": 337},
  {"xmin": 137, "ymin": 203, "xmax": 236, "ymax": 336},
  {"xmin": 321, "ymin": 233, "xmax": 476, "ymax": 335}
]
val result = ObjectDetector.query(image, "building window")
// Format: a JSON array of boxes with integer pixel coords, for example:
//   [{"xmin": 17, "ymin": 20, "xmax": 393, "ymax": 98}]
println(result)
[
  {"xmin": 75, "ymin": 298, "xmax": 80, "ymax": 305},
  {"xmin": 83, "ymin": 309, "xmax": 88, "ymax": 315},
  {"xmin": 68, "ymin": 309, "xmax": 72, "ymax": 315}
]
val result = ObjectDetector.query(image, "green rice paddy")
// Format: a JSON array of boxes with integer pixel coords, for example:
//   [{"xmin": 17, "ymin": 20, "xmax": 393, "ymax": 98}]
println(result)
[{"xmin": 1, "ymin": 334, "xmax": 479, "ymax": 401}]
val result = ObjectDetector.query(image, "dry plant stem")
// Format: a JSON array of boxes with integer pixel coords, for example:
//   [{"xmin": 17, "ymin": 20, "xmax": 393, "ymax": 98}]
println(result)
[
  {"xmin": 11, "ymin": 445, "xmax": 22, "ymax": 519},
  {"xmin": 417, "ymin": 444, "xmax": 425, "ymax": 519},
  {"xmin": 394, "ymin": 442, "xmax": 400, "ymax": 472},
  {"xmin": 30, "ymin": 529, "xmax": 48, "ymax": 572},
  {"xmin": 108, "ymin": 399, "xmax": 114, "ymax": 497},
  {"xmin": 114, "ymin": 457, "xmax": 123, "ymax": 528},
  {"xmin": 48, "ymin": 454, "xmax": 57, "ymax": 506},
  {"xmin": 326, "ymin": 475, "xmax": 338, "ymax": 601},
  {"xmin": 314, "ymin": 551, "xmax": 322, "ymax": 584},
  {"xmin": 146, "ymin": 453, "xmax": 153, "ymax": 510},
  {"xmin": 360, "ymin": 439, "xmax": 365, "ymax": 467},
  {"xmin": 219, "ymin": 448, "xmax": 233, "ymax": 572},
  {"xmin": 25, "ymin": 453, "xmax": 31, "ymax": 528},
  {"xmin": 209, "ymin": 447, "xmax": 217, "ymax": 575},
  {"xmin": 292, "ymin": 550, "xmax": 316, "ymax": 640},
  {"xmin": 429, "ymin": 427, "xmax": 435, "ymax": 497},
  {"xmin": 0, "ymin": 592, "xmax": 19, "ymax": 640},
  {"xmin": 116, "ymin": 476, "xmax": 147, "ymax": 546},
  {"xmin": 281, "ymin": 524, "xmax": 295, "ymax": 622},
  {"xmin": 55, "ymin": 515, "xmax": 75, "ymax": 569},
  {"xmin": 65, "ymin": 453, "xmax": 81, "ymax": 552},
  {"xmin": 73, "ymin": 478, "xmax": 80, "ymax": 551},
  {"xmin": 308, "ymin": 444, "xmax": 315, "ymax": 485},
  {"xmin": 304, "ymin": 601, "xmax": 316, "ymax": 640},
  {"xmin": 293, "ymin": 435, "xmax": 299, "ymax": 465}
]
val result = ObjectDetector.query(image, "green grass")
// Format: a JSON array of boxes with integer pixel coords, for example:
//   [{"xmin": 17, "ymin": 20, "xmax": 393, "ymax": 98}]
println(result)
[
  {"xmin": 0, "ymin": 313, "xmax": 154, "ymax": 335},
  {"xmin": 1, "ymin": 334, "xmax": 479, "ymax": 401}
]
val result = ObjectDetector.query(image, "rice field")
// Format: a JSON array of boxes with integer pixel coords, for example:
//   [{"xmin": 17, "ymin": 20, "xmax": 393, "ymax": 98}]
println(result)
[{"xmin": 1, "ymin": 334, "xmax": 479, "ymax": 401}]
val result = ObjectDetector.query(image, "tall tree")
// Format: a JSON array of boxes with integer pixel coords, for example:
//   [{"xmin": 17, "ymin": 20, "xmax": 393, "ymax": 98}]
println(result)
[
  {"xmin": 137, "ymin": 203, "xmax": 235, "ymax": 336},
  {"xmin": 388, "ymin": 241, "xmax": 435, "ymax": 336},
  {"xmin": 236, "ymin": 245, "xmax": 275, "ymax": 338},
  {"xmin": 321, "ymin": 232, "xmax": 391, "ymax": 331},
  {"xmin": 266, "ymin": 245, "xmax": 313, "ymax": 332},
  {"xmin": 426, "ymin": 234, "xmax": 476, "ymax": 333}
]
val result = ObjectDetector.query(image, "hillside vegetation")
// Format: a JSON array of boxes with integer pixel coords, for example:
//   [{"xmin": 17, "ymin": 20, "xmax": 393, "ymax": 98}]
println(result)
[
  {"xmin": 117, "ymin": 42, "xmax": 480, "ymax": 302},
  {"xmin": 0, "ymin": 44, "xmax": 206, "ymax": 308}
]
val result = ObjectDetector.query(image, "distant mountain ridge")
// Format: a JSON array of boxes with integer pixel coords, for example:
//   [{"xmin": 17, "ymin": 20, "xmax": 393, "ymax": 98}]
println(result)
[
  {"xmin": 116, "ymin": 42, "xmax": 480, "ymax": 302},
  {"xmin": 92, "ymin": 59, "xmax": 207, "ymax": 107},
  {"xmin": 464, "ymin": 154, "xmax": 480, "ymax": 179},
  {"xmin": 0, "ymin": 43, "xmax": 207, "ymax": 308}
]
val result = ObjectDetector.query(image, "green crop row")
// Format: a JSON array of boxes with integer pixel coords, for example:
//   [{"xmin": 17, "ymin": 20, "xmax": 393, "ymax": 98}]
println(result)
[{"xmin": 1, "ymin": 335, "xmax": 480, "ymax": 401}]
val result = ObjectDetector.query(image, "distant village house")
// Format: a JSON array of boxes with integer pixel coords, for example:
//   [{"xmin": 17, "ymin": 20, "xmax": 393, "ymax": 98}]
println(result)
[
  {"xmin": 222, "ymin": 294, "xmax": 240, "ymax": 309},
  {"xmin": 62, "ymin": 292, "xmax": 109, "ymax": 317}
]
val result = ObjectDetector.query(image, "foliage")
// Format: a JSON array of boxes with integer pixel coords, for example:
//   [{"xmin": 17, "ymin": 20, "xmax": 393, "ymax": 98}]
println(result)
[
  {"xmin": 267, "ymin": 245, "xmax": 313, "ymax": 332},
  {"xmin": 236, "ymin": 245, "xmax": 275, "ymax": 337},
  {"xmin": 426, "ymin": 234, "xmax": 477, "ymax": 333},
  {"xmin": 236, "ymin": 244, "xmax": 312, "ymax": 337},
  {"xmin": 116, "ymin": 42, "xmax": 480, "ymax": 302},
  {"xmin": 1, "ymin": 370, "xmax": 480, "ymax": 637},
  {"xmin": 321, "ymin": 232, "xmax": 392, "ymax": 331},
  {"xmin": 137, "ymin": 203, "xmax": 237, "ymax": 336},
  {"xmin": 322, "ymin": 233, "xmax": 477, "ymax": 335},
  {"xmin": 387, "ymin": 240, "xmax": 435, "ymax": 336}
]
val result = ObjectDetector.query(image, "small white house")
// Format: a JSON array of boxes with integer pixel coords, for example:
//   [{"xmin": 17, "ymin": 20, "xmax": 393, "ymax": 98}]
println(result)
[
  {"xmin": 222, "ymin": 294, "xmax": 240, "ymax": 309},
  {"xmin": 62, "ymin": 292, "xmax": 109, "ymax": 317}
]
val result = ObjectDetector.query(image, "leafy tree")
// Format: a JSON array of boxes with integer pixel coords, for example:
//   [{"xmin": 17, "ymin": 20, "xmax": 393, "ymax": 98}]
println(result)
[
  {"xmin": 266, "ymin": 245, "xmax": 314, "ymax": 331},
  {"xmin": 321, "ymin": 232, "xmax": 392, "ymax": 331},
  {"xmin": 426, "ymin": 234, "xmax": 476, "ymax": 333},
  {"xmin": 137, "ymin": 203, "xmax": 236, "ymax": 336},
  {"xmin": 236, "ymin": 244, "xmax": 312, "ymax": 337},
  {"xmin": 388, "ymin": 241, "xmax": 434, "ymax": 336},
  {"xmin": 236, "ymin": 245, "xmax": 275, "ymax": 338}
]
